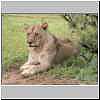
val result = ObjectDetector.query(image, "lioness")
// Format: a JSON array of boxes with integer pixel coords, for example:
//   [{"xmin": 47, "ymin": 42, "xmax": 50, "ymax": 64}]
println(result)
[{"xmin": 20, "ymin": 23, "xmax": 79, "ymax": 76}]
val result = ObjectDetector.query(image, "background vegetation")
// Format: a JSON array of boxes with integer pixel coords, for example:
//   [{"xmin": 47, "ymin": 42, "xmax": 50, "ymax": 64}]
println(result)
[{"xmin": 2, "ymin": 14, "xmax": 98, "ymax": 84}]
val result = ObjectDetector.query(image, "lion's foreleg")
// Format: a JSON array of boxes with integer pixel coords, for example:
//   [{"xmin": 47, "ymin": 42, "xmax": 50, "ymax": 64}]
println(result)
[
  {"xmin": 20, "ymin": 53, "xmax": 35, "ymax": 71},
  {"xmin": 20, "ymin": 62, "xmax": 31, "ymax": 71},
  {"xmin": 20, "ymin": 52, "xmax": 56, "ymax": 76},
  {"xmin": 20, "ymin": 63, "xmax": 50, "ymax": 76},
  {"xmin": 20, "ymin": 53, "xmax": 51, "ymax": 76}
]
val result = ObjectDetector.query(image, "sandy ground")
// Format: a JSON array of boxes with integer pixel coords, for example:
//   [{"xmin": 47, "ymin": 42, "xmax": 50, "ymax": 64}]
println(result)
[{"xmin": 2, "ymin": 67, "xmax": 81, "ymax": 85}]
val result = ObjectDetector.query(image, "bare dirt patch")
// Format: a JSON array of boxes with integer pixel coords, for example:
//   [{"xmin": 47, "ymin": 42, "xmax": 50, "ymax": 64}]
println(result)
[{"xmin": 2, "ymin": 67, "xmax": 81, "ymax": 85}]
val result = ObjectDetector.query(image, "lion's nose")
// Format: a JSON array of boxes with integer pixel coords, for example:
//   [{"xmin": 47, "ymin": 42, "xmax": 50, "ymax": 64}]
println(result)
[{"xmin": 28, "ymin": 41, "xmax": 32, "ymax": 44}]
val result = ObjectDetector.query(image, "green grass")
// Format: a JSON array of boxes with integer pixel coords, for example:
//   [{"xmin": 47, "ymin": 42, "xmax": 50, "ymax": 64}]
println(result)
[{"xmin": 2, "ymin": 14, "xmax": 98, "ymax": 84}]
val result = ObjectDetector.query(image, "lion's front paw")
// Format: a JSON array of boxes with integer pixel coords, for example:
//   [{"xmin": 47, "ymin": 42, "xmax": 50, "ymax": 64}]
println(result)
[
  {"xmin": 20, "ymin": 65, "xmax": 30, "ymax": 71},
  {"xmin": 21, "ymin": 66, "xmax": 37, "ymax": 77}
]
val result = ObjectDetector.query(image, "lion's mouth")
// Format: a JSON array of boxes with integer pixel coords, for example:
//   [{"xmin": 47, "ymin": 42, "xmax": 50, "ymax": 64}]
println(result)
[{"xmin": 28, "ymin": 44, "xmax": 39, "ymax": 47}]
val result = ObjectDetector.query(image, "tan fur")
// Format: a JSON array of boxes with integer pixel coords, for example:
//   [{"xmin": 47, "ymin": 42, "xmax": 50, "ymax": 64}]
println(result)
[{"xmin": 20, "ymin": 23, "xmax": 79, "ymax": 76}]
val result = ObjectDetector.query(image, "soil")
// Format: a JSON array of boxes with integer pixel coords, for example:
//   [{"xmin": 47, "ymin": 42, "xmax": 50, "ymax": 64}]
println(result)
[{"xmin": 2, "ymin": 67, "xmax": 82, "ymax": 85}]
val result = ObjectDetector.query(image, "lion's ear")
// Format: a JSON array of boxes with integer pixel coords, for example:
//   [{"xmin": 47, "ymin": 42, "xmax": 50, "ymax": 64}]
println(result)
[{"xmin": 41, "ymin": 23, "xmax": 48, "ymax": 30}]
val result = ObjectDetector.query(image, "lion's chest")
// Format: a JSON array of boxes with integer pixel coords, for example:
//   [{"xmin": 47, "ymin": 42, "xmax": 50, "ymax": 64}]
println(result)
[{"xmin": 28, "ymin": 47, "xmax": 45, "ymax": 63}]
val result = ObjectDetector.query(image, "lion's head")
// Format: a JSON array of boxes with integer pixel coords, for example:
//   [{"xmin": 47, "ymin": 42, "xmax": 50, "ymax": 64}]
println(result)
[{"xmin": 24, "ymin": 23, "xmax": 48, "ymax": 47}]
